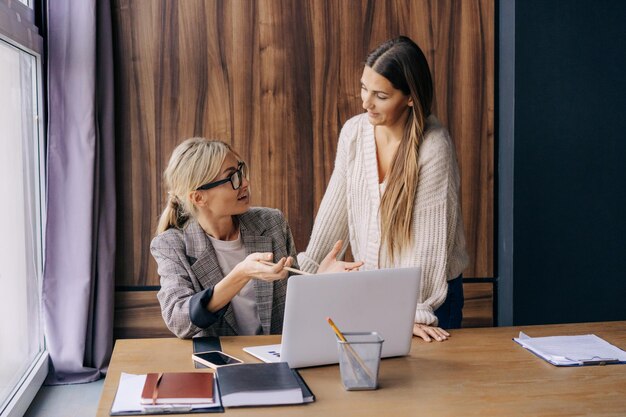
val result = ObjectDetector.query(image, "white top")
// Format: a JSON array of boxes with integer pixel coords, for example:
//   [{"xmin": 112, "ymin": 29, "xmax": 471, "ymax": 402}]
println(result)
[
  {"xmin": 297, "ymin": 113, "xmax": 469, "ymax": 326},
  {"xmin": 208, "ymin": 234, "xmax": 262, "ymax": 335}
]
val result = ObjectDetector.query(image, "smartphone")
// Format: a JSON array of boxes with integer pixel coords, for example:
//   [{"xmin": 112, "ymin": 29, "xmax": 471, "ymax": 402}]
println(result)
[{"xmin": 192, "ymin": 350, "xmax": 243, "ymax": 369}]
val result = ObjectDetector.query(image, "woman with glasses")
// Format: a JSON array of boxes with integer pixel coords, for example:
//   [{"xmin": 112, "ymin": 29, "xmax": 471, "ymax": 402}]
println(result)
[
  {"xmin": 151, "ymin": 138, "xmax": 358, "ymax": 338},
  {"xmin": 298, "ymin": 36, "xmax": 469, "ymax": 342}
]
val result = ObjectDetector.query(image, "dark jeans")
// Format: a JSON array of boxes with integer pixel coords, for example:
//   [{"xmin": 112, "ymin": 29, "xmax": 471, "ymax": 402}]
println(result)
[{"xmin": 434, "ymin": 275, "xmax": 464, "ymax": 329}]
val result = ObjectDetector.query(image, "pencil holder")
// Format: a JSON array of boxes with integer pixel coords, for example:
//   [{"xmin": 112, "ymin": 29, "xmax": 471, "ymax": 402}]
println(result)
[{"xmin": 336, "ymin": 332, "xmax": 384, "ymax": 390}]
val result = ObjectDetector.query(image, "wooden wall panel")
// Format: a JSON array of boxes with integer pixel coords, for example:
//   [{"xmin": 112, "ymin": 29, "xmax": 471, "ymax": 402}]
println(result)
[
  {"xmin": 114, "ymin": 283, "xmax": 493, "ymax": 339},
  {"xmin": 114, "ymin": 291, "xmax": 171, "ymax": 339},
  {"xmin": 462, "ymin": 283, "xmax": 494, "ymax": 328},
  {"xmin": 112, "ymin": 0, "xmax": 494, "ymax": 288}
]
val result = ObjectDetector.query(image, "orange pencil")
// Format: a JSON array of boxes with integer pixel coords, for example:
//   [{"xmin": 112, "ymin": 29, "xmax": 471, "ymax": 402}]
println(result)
[
  {"xmin": 326, "ymin": 317, "xmax": 375, "ymax": 380},
  {"xmin": 326, "ymin": 317, "xmax": 348, "ymax": 342}
]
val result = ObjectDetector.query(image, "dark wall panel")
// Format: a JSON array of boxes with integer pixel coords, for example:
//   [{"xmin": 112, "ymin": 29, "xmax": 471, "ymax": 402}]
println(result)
[{"xmin": 514, "ymin": 0, "xmax": 626, "ymax": 324}]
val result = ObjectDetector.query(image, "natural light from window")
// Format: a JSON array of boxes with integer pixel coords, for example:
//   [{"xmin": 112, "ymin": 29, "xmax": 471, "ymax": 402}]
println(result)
[{"xmin": 0, "ymin": 38, "xmax": 45, "ymax": 414}]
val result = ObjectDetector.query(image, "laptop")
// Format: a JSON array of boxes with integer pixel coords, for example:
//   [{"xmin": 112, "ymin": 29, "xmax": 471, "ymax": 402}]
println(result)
[{"xmin": 243, "ymin": 267, "xmax": 421, "ymax": 368}]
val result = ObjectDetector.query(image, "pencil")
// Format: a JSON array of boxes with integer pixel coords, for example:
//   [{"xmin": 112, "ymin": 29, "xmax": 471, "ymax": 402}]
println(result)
[
  {"xmin": 326, "ymin": 317, "xmax": 375, "ymax": 381},
  {"xmin": 326, "ymin": 317, "xmax": 348, "ymax": 342},
  {"xmin": 257, "ymin": 259, "xmax": 312, "ymax": 275},
  {"xmin": 327, "ymin": 317, "xmax": 358, "ymax": 380}
]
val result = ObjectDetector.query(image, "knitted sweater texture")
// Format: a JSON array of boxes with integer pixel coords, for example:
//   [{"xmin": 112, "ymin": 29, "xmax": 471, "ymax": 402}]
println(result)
[{"xmin": 297, "ymin": 113, "xmax": 469, "ymax": 325}]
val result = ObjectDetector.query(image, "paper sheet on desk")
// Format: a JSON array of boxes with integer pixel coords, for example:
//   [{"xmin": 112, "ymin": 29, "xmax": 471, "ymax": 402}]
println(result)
[
  {"xmin": 514, "ymin": 333, "xmax": 626, "ymax": 366},
  {"xmin": 111, "ymin": 373, "xmax": 222, "ymax": 415}
]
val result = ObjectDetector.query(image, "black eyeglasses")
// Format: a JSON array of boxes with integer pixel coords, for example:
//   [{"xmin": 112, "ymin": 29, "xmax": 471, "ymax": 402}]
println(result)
[{"xmin": 196, "ymin": 161, "xmax": 248, "ymax": 191}]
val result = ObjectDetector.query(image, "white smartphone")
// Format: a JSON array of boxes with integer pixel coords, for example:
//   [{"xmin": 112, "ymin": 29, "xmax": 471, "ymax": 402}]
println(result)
[{"xmin": 192, "ymin": 350, "xmax": 243, "ymax": 369}]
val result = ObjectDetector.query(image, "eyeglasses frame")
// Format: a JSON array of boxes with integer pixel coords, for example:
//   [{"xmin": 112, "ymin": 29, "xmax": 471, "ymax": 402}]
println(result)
[{"xmin": 195, "ymin": 161, "xmax": 247, "ymax": 191}]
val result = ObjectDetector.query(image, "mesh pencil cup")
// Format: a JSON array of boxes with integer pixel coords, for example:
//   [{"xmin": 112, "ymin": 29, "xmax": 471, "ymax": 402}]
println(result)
[{"xmin": 336, "ymin": 332, "xmax": 384, "ymax": 390}]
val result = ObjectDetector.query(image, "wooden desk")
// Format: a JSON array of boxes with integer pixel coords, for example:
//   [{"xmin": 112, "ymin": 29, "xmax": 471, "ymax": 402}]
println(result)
[{"xmin": 98, "ymin": 321, "xmax": 626, "ymax": 416}]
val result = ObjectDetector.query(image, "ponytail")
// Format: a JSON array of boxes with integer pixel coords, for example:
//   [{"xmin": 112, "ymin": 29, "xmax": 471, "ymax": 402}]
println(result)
[{"xmin": 156, "ymin": 193, "xmax": 190, "ymax": 235}]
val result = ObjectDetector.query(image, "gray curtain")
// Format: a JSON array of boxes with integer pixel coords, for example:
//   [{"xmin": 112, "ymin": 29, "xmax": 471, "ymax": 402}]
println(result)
[{"xmin": 43, "ymin": 0, "xmax": 116, "ymax": 384}]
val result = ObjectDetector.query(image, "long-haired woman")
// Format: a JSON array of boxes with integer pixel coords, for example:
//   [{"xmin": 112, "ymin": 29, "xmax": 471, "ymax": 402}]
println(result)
[{"xmin": 298, "ymin": 36, "xmax": 469, "ymax": 342}]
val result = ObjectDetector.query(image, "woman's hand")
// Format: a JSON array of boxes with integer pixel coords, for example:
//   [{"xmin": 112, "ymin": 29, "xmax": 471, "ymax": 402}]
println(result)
[
  {"xmin": 318, "ymin": 240, "xmax": 364, "ymax": 274},
  {"xmin": 233, "ymin": 252, "xmax": 293, "ymax": 282},
  {"xmin": 208, "ymin": 253, "xmax": 291, "ymax": 312},
  {"xmin": 413, "ymin": 323, "xmax": 450, "ymax": 342}
]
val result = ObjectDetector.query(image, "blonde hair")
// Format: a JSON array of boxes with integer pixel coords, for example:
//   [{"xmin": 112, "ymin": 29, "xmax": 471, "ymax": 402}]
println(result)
[
  {"xmin": 156, "ymin": 138, "xmax": 233, "ymax": 235},
  {"xmin": 366, "ymin": 36, "xmax": 434, "ymax": 262}
]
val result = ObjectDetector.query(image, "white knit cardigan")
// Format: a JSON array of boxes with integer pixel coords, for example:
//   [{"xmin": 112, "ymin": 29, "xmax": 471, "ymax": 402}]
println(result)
[{"xmin": 298, "ymin": 113, "xmax": 469, "ymax": 325}]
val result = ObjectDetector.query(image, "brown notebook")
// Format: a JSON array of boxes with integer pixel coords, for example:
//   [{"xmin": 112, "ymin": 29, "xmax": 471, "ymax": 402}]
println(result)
[{"xmin": 140, "ymin": 372, "xmax": 214, "ymax": 405}]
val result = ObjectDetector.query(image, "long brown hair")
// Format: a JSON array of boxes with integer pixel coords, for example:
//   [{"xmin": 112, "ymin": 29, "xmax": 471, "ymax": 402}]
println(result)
[
  {"xmin": 155, "ymin": 138, "xmax": 233, "ymax": 235},
  {"xmin": 365, "ymin": 36, "xmax": 434, "ymax": 262}
]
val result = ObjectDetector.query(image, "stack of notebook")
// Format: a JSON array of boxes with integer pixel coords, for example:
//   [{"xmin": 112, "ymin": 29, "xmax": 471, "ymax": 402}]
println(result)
[
  {"xmin": 110, "ymin": 372, "xmax": 222, "ymax": 415},
  {"xmin": 110, "ymin": 362, "xmax": 314, "ymax": 415}
]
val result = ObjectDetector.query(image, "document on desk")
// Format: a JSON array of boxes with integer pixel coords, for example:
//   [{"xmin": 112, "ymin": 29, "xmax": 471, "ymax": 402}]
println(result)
[
  {"xmin": 514, "ymin": 332, "xmax": 626, "ymax": 366},
  {"xmin": 110, "ymin": 373, "xmax": 223, "ymax": 415}
]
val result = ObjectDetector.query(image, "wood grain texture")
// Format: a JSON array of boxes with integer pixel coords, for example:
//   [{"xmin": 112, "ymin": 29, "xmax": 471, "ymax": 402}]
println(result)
[
  {"xmin": 462, "ymin": 282, "xmax": 494, "ymax": 327},
  {"xmin": 113, "ymin": 283, "xmax": 492, "ymax": 339},
  {"xmin": 99, "ymin": 322, "xmax": 626, "ymax": 416},
  {"xmin": 113, "ymin": 291, "xmax": 171, "ymax": 339},
  {"xmin": 111, "ymin": 0, "xmax": 494, "ymax": 286}
]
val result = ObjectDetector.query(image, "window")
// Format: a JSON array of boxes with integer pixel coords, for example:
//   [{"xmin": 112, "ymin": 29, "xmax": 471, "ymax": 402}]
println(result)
[{"xmin": 0, "ymin": 34, "xmax": 46, "ymax": 417}]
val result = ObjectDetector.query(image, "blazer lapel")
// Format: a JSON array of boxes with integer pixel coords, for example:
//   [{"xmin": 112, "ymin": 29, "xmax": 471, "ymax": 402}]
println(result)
[
  {"xmin": 184, "ymin": 220, "xmax": 239, "ymax": 334},
  {"xmin": 239, "ymin": 216, "xmax": 274, "ymax": 335}
]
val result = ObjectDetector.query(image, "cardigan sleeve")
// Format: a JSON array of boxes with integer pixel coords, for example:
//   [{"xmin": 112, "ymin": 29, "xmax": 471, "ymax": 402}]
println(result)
[
  {"xmin": 297, "ymin": 117, "xmax": 357, "ymax": 273},
  {"xmin": 411, "ymin": 130, "xmax": 463, "ymax": 326}
]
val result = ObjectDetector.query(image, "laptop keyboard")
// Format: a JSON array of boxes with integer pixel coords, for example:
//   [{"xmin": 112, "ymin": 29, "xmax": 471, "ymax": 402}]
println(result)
[{"xmin": 268, "ymin": 350, "xmax": 281, "ymax": 358}]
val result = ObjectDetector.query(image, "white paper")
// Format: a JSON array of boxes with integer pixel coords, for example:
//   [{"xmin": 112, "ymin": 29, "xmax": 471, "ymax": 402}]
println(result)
[
  {"xmin": 514, "ymin": 334, "xmax": 626, "ymax": 366},
  {"xmin": 110, "ymin": 373, "xmax": 221, "ymax": 414},
  {"xmin": 111, "ymin": 373, "xmax": 147, "ymax": 413}
]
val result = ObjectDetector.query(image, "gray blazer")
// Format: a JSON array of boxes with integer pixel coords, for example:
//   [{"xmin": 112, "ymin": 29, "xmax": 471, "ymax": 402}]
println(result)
[{"xmin": 150, "ymin": 207, "xmax": 298, "ymax": 338}]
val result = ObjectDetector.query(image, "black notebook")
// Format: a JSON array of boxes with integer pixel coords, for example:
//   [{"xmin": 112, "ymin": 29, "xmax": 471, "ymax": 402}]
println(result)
[
  {"xmin": 216, "ymin": 363, "xmax": 309, "ymax": 407},
  {"xmin": 291, "ymin": 368, "xmax": 315, "ymax": 403}
]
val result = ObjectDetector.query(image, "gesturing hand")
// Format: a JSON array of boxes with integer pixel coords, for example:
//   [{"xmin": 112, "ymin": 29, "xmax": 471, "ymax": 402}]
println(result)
[
  {"xmin": 317, "ymin": 240, "xmax": 364, "ymax": 274},
  {"xmin": 234, "ymin": 253, "xmax": 293, "ymax": 282}
]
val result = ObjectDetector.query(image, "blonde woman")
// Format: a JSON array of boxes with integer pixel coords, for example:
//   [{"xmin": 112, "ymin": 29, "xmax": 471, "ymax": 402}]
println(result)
[
  {"xmin": 298, "ymin": 36, "xmax": 469, "ymax": 342},
  {"xmin": 151, "ymin": 138, "xmax": 358, "ymax": 338}
]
